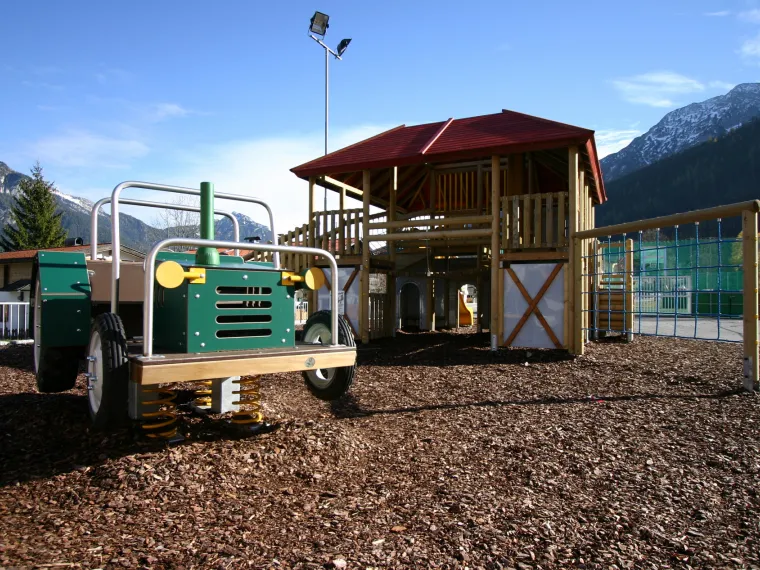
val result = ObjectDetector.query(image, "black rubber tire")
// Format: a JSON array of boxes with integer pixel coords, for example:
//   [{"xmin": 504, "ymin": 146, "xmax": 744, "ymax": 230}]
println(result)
[
  {"xmin": 36, "ymin": 346, "xmax": 80, "ymax": 393},
  {"xmin": 301, "ymin": 310, "xmax": 356, "ymax": 401},
  {"xmin": 88, "ymin": 313, "xmax": 130, "ymax": 430}
]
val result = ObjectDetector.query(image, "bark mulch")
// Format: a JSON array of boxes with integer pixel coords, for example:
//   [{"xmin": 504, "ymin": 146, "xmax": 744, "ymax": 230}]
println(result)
[{"xmin": 0, "ymin": 332, "xmax": 758, "ymax": 569}]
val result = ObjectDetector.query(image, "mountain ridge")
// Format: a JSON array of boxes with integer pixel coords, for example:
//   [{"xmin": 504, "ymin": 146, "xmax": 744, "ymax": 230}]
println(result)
[
  {"xmin": 0, "ymin": 162, "xmax": 271, "ymax": 251},
  {"xmin": 601, "ymin": 83, "xmax": 760, "ymax": 183},
  {"xmin": 597, "ymin": 116, "xmax": 760, "ymax": 238}
]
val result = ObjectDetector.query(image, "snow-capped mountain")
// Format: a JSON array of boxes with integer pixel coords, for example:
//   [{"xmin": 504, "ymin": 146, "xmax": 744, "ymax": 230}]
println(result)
[
  {"xmin": 0, "ymin": 160, "xmax": 271, "ymax": 250},
  {"xmin": 601, "ymin": 83, "xmax": 760, "ymax": 182}
]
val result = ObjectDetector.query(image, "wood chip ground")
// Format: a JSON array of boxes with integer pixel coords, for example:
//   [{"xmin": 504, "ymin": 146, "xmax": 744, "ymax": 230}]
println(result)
[{"xmin": 0, "ymin": 331, "xmax": 758, "ymax": 569}]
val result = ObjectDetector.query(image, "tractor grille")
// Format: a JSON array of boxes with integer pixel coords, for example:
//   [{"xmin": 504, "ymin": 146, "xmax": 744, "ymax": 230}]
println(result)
[{"xmin": 214, "ymin": 285, "xmax": 273, "ymax": 341}]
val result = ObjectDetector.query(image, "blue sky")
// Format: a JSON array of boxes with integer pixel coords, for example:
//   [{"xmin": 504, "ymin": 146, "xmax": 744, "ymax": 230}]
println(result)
[{"xmin": 1, "ymin": 0, "xmax": 759, "ymax": 231}]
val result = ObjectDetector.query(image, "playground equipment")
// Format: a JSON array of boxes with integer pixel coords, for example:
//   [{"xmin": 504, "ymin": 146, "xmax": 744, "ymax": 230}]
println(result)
[
  {"xmin": 458, "ymin": 290, "xmax": 474, "ymax": 326},
  {"xmin": 32, "ymin": 180, "xmax": 357, "ymax": 437}
]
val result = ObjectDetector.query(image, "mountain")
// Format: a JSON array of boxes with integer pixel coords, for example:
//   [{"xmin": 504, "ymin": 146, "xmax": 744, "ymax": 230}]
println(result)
[
  {"xmin": 601, "ymin": 83, "xmax": 760, "ymax": 183},
  {"xmin": 0, "ymin": 162, "xmax": 27, "ymax": 194},
  {"xmin": 0, "ymin": 162, "xmax": 272, "ymax": 251},
  {"xmin": 596, "ymin": 117, "xmax": 760, "ymax": 238}
]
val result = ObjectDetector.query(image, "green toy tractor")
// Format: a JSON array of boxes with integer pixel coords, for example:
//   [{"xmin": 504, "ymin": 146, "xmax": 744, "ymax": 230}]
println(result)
[{"xmin": 31, "ymin": 180, "xmax": 356, "ymax": 437}]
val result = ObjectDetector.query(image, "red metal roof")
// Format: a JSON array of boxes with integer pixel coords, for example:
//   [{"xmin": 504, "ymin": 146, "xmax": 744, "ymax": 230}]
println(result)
[
  {"xmin": 0, "ymin": 244, "xmax": 94, "ymax": 262},
  {"xmin": 292, "ymin": 109, "xmax": 606, "ymax": 203}
]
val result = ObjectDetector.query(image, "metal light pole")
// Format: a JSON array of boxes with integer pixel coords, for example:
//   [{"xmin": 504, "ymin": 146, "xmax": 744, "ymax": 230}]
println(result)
[{"xmin": 308, "ymin": 11, "xmax": 351, "ymax": 212}]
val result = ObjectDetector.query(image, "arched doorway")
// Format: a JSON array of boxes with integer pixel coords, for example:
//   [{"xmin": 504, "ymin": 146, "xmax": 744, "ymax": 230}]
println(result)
[{"xmin": 399, "ymin": 282, "xmax": 421, "ymax": 330}]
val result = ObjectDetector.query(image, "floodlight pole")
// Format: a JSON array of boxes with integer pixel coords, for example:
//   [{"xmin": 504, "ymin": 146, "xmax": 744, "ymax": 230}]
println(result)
[{"xmin": 310, "ymin": 34, "xmax": 341, "ymax": 213}]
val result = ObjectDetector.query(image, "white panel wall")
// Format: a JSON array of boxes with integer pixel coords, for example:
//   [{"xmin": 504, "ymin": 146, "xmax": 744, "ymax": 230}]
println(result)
[
  {"xmin": 316, "ymin": 267, "xmax": 361, "ymax": 334},
  {"xmin": 503, "ymin": 264, "xmax": 565, "ymax": 349}
]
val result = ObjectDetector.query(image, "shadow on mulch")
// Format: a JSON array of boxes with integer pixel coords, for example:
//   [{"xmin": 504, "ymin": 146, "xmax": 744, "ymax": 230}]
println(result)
[
  {"xmin": 329, "ymin": 386, "xmax": 744, "ymax": 420},
  {"xmin": 358, "ymin": 331, "xmax": 575, "ymax": 367},
  {"xmin": 0, "ymin": 390, "xmax": 278, "ymax": 487}
]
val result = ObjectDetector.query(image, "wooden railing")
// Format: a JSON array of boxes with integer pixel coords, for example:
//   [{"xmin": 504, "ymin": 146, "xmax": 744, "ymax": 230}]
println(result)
[{"xmin": 501, "ymin": 191, "xmax": 569, "ymax": 250}]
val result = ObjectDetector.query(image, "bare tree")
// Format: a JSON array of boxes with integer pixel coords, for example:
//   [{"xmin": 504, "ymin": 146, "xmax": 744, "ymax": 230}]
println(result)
[{"xmin": 152, "ymin": 195, "xmax": 201, "ymax": 251}]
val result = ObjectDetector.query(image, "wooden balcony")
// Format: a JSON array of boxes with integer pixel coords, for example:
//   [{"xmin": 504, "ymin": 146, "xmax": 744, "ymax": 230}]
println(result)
[{"xmin": 500, "ymin": 191, "xmax": 569, "ymax": 259}]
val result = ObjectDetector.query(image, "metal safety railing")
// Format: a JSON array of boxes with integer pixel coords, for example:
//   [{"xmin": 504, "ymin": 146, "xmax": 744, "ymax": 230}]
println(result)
[
  {"xmin": 108, "ymin": 181, "xmax": 278, "ymax": 313},
  {"xmin": 0, "ymin": 302, "xmax": 30, "ymax": 339},
  {"xmin": 90, "ymin": 197, "xmax": 241, "ymax": 259},
  {"xmin": 141, "ymin": 239, "xmax": 341, "ymax": 358}
]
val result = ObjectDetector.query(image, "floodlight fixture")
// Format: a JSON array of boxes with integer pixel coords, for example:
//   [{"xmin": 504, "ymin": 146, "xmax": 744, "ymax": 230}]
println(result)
[
  {"xmin": 309, "ymin": 11, "xmax": 329, "ymax": 36},
  {"xmin": 307, "ymin": 11, "xmax": 352, "ymax": 212},
  {"xmin": 337, "ymin": 38, "xmax": 351, "ymax": 57}
]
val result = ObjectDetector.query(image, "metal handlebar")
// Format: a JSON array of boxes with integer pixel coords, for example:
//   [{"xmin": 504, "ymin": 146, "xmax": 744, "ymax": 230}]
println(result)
[
  {"xmin": 142, "ymin": 238, "xmax": 340, "ymax": 358},
  {"xmin": 109, "ymin": 181, "xmax": 278, "ymax": 313},
  {"xmin": 90, "ymin": 197, "xmax": 241, "ymax": 259}
]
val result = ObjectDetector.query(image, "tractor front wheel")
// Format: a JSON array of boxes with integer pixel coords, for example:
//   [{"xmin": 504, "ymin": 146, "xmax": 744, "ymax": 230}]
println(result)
[
  {"xmin": 87, "ymin": 313, "xmax": 130, "ymax": 430},
  {"xmin": 301, "ymin": 310, "xmax": 356, "ymax": 401}
]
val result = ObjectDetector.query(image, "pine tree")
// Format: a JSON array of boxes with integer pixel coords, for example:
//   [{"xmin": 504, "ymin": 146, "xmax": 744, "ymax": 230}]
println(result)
[{"xmin": 0, "ymin": 162, "xmax": 66, "ymax": 251}]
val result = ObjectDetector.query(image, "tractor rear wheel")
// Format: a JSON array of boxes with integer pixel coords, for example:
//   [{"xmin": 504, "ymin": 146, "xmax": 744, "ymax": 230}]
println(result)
[
  {"xmin": 301, "ymin": 310, "xmax": 356, "ymax": 401},
  {"xmin": 87, "ymin": 313, "xmax": 130, "ymax": 430},
  {"xmin": 33, "ymin": 278, "xmax": 79, "ymax": 393}
]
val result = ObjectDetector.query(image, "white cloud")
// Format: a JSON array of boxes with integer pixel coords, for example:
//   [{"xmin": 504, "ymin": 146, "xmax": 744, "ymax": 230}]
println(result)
[
  {"xmin": 739, "ymin": 9, "xmax": 760, "ymax": 22},
  {"xmin": 153, "ymin": 125, "xmax": 396, "ymax": 235},
  {"xmin": 704, "ymin": 10, "xmax": 731, "ymax": 16},
  {"xmin": 595, "ymin": 129, "xmax": 641, "ymax": 158},
  {"xmin": 740, "ymin": 32, "xmax": 760, "ymax": 61},
  {"xmin": 708, "ymin": 80, "xmax": 736, "ymax": 90},
  {"xmin": 611, "ymin": 71, "xmax": 706, "ymax": 107},
  {"xmin": 149, "ymin": 103, "xmax": 192, "ymax": 122},
  {"xmin": 32, "ymin": 130, "xmax": 150, "ymax": 168},
  {"xmin": 95, "ymin": 66, "xmax": 132, "ymax": 85}
]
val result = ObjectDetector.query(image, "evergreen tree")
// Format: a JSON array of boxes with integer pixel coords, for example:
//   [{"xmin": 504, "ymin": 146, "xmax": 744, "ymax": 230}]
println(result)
[{"xmin": 0, "ymin": 163, "xmax": 66, "ymax": 251}]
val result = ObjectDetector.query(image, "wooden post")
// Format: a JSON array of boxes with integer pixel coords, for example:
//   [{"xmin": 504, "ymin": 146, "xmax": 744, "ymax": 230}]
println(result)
[
  {"xmin": 742, "ymin": 209, "xmax": 759, "ymax": 391},
  {"xmin": 388, "ymin": 167, "xmax": 397, "ymax": 337},
  {"xmin": 308, "ymin": 177, "xmax": 317, "ymax": 315},
  {"xmin": 578, "ymin": 171, "xmax": 586, "ymax": 339},
  {"xmin": 426, "ymin": 276, "xmax": 434, "ymax": 331},
  {"xmin": 339, "ymin": 187, "xmax": 346, "ymax": 256},
  {"xmin": 568, "ymin": 146, "xmax": 583, "ymax": 355},
  {"xmin": 360, "ymin": 170, "xmax": 371, "ymax": 344},
  {"xmin": 476, "ymin": 164, "xmax": 483, "ymax": 333},
  {"xmin": 443, "ymin": 277, "xmax": 450, "ymax": 328},
  {"xmin": 625, "ymin": 238, "xmax": 634, "ymax": 341},
  {"xmin": 490, "ymin": 155, "xmax": 501, "ymax": 350}
]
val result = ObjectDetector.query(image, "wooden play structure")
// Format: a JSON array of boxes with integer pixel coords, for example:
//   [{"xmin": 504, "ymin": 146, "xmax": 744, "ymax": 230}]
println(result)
[{"xmin": 250, "ymin": 109, "xmax": 607, "ymax": 354}]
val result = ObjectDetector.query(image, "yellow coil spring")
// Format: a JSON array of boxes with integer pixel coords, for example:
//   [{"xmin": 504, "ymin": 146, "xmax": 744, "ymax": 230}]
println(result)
[
  {"xmin": 141, "ymin": 386, "xmax": 179, "ymax": 439},
  {"xmin": 193, "ymin": 380, "xmax": 213, "ymax": 409},
  {"xmin": 231, "ymin": 375, "xmax": 264, "ymax": 425}
]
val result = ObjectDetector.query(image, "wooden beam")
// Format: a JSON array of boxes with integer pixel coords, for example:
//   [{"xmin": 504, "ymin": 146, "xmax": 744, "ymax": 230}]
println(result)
[
  {"xmin": 308, "ymin": 176, "xmax": 317, "ymax": 315},
  {"xmin": 490, "ymin": 155, "xmax": 500, "ymax": 349},
  {"xmin": 576, "ymin": 200, "xmax": 760, "ymax": 240},
  {"xmin": 388, "ymin": 167, "xmax": 397, "ymax": 338},
  {"xmin": 569, "ymin": 146, "xmax": 583, "ymax": 355},
  {"xmin": 369, "ymin": 215, "xmax": 492, "ymax": 231},
  {"xmin": 360, "ymin": 170, "xmax": 371, "ymax": 344},
  {"xmin": 132, "ymin": 346, "xmax": 356, "ymax": 385},
  {"xmin": 367, "ymin": 228, "xmax": 492, "ymax": 242},
  {"xmin": 426, "ymin": 276, "xmax": 434, "ymax": 331},
  {"xmin": 500, "ymin": 250, "xmax": 569, "ymax": 262},
  {"xmin": 743, "ymin": 209, "xmax": 759, "ymax": 392}
]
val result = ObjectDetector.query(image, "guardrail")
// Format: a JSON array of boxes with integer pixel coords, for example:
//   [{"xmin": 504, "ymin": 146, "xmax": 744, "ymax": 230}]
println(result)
[
  {"xmin": 141, "ymin": 239, "xmax": 341, "ymax": 358},
  {"xmin": 0, "ymin": 302, "xmax": 30, "ymax": 340}
]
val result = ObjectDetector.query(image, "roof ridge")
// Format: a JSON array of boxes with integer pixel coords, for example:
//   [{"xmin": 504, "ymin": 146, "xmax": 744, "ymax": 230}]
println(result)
[
  {"xmin": 501, "ymin": 108, "xmax": 594, "ymax": 135},
  {"xmin": 290, "ymin": 124, "xmax": 406, "ymax": 174},
  {"xmin": 420, "ymin": 118, "xmax": 454, "ymax": 155}
]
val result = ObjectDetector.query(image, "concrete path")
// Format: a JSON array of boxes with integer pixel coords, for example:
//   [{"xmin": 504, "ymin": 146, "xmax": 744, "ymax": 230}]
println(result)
[{"xmin": 630, "ymin": 316, "xmax": 743, "ymax": 342}]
